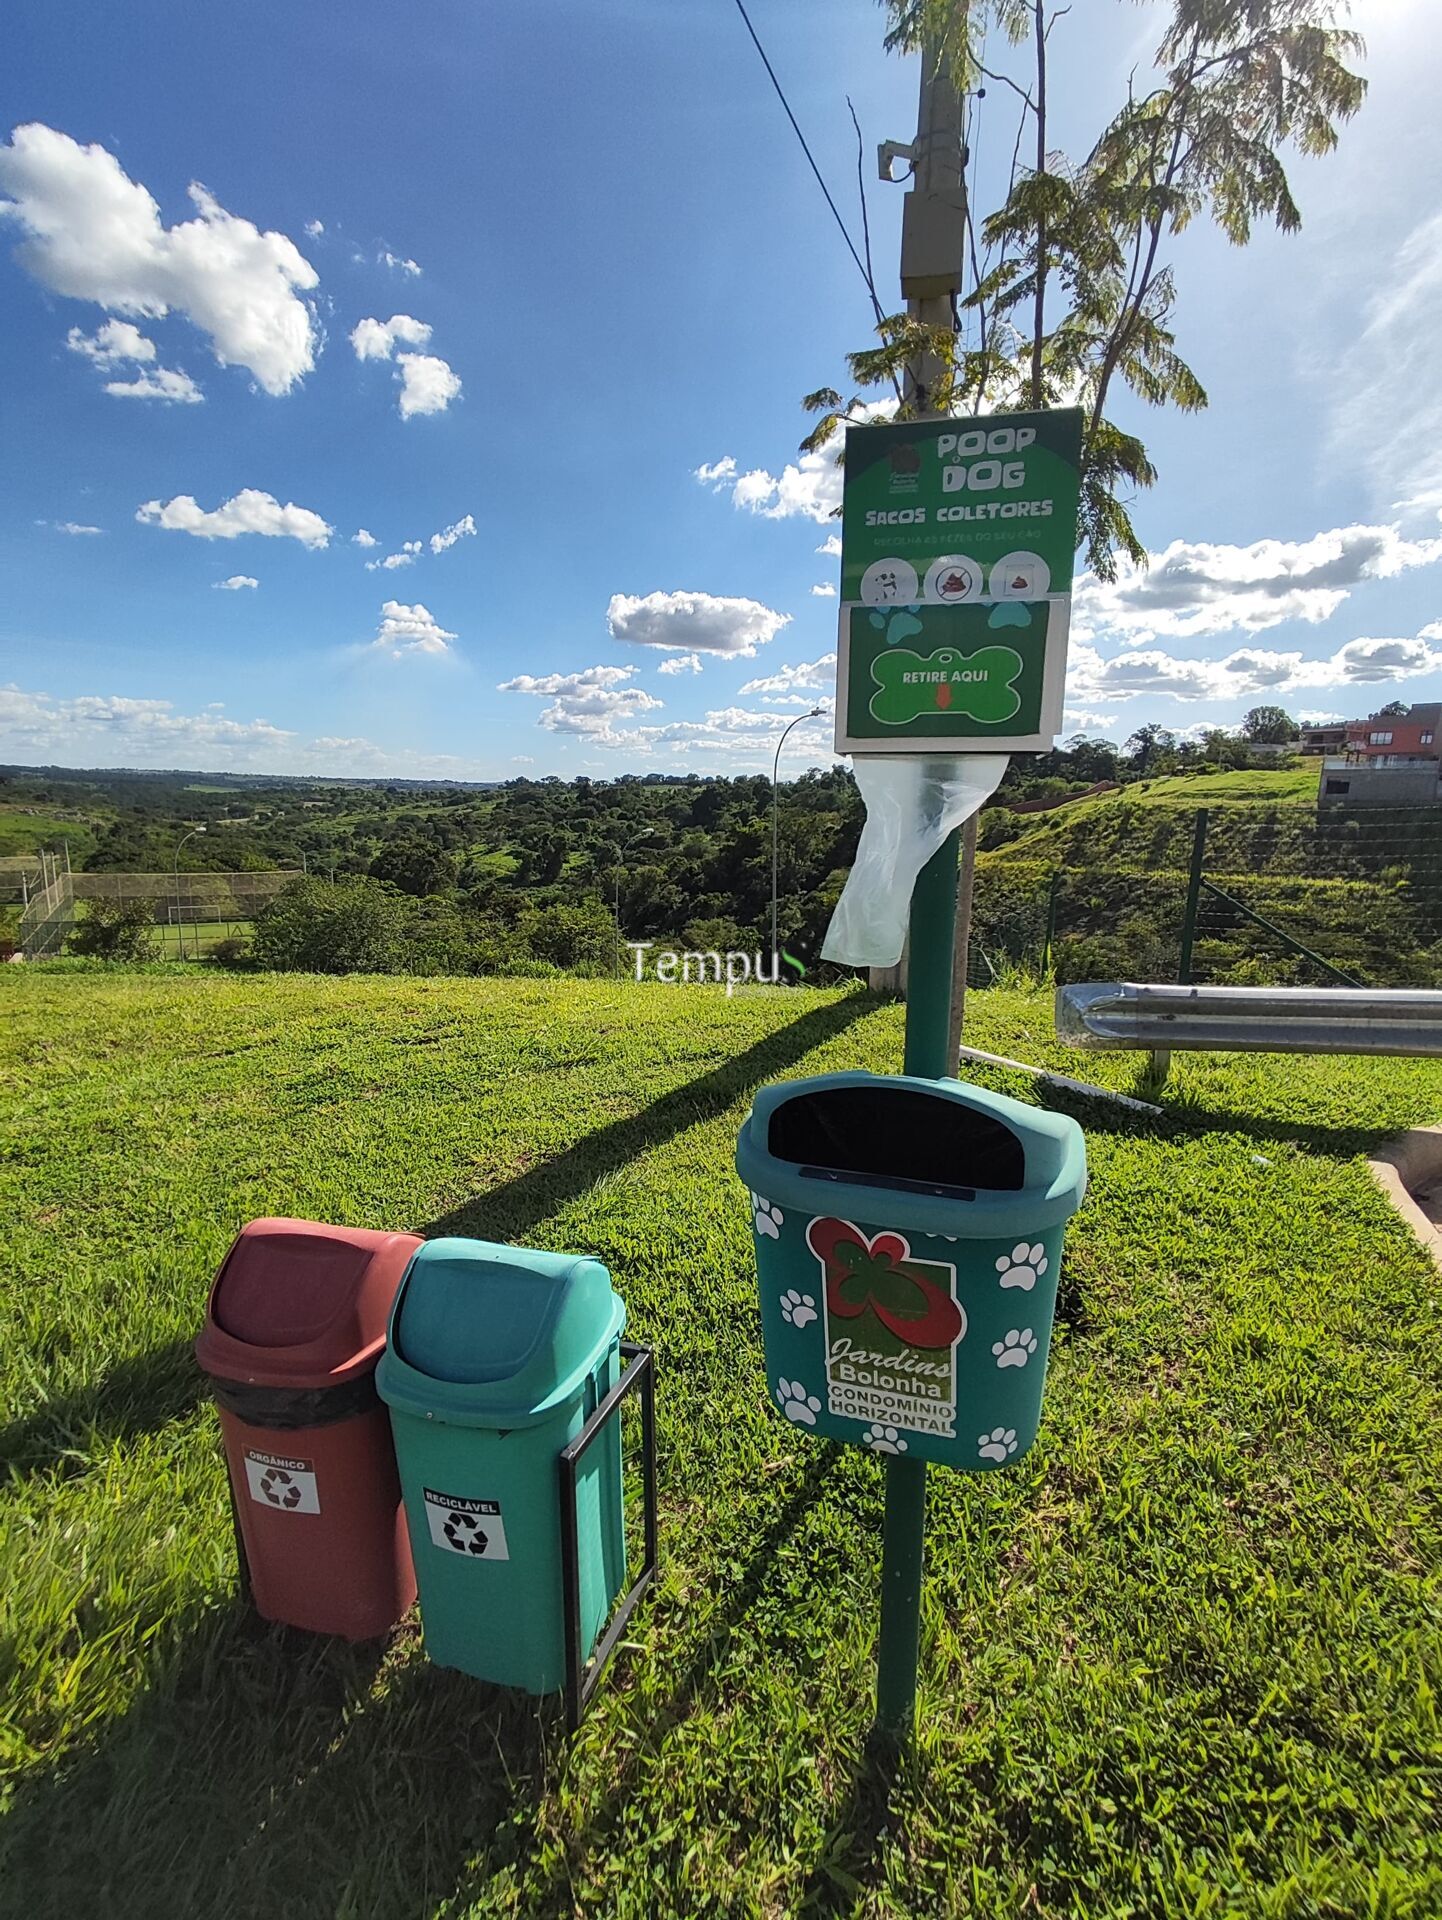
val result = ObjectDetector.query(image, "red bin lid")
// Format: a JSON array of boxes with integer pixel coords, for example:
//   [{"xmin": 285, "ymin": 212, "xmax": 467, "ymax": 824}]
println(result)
[{"xmin": 195, "ymin": 1217, "xmax": 422, "ymax": 1389}]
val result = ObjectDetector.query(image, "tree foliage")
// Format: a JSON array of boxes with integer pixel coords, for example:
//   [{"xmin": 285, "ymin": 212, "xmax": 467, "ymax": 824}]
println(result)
[
  {"xmin": 66, "ymin": 897, "xmax": 155, "ymax": 962},
  {"xmin": 803, "ymin": 0, "xmax": 1364, "ymax": 576}
]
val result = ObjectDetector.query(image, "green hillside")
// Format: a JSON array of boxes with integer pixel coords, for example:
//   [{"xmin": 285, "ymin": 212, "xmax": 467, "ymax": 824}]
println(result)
[{"xmin": 3, "ymin": 969, "xmax": 1440, "ymax": 1917}]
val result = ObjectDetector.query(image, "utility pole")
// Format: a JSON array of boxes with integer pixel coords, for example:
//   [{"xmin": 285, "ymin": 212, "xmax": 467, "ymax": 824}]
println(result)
[{"xmin": 873, "ymin": 27, "xmax": 969, "ymax": 1739}]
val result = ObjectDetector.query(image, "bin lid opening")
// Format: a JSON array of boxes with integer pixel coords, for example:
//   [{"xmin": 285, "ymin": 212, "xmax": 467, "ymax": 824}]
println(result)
[
  {"xmin": 214, "ymin": 1231, "xmax": 374, "ymax": 1347},
  {"xmin": 767, "ymin": 1085, "xmax": 1025, "ymax": 1191}
]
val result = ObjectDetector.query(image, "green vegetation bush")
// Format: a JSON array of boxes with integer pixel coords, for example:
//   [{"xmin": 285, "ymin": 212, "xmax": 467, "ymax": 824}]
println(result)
[
  {"xmin": 251, "ymin": 877, "xmax": 409, "ymax": 974},
  {"xmin": 65, "ymin": 898, "xmax": 155, "ymax": 962}
]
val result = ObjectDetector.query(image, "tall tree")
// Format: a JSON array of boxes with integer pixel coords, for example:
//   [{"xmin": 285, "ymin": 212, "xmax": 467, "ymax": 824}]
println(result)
[{"xmin": 803, "ymin": 0, "xmax": 1364, "ymax": 577}]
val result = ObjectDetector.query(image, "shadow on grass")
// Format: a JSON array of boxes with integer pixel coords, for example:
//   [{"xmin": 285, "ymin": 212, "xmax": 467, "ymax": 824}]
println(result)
[
  {"xmin": 5, "ymin": 993, "xmax": 876, "ymax": 1490},
  {"xmin": 0, "ymin": 1603, "xmax": 394, "ymax": 1920},
  {"xmin": 795, "ymin": 1726, "xmax": 917, "ymax": 1917},
  {"xmin": 420, "ymin": 989, "xmax": 876, "ymax": 1243},
  {"xmin": 0, "ymin": 1335, "xmax": 203, "ymax": 1482},
  {"xmin": 4, "ymin": 1453, "xmax": 844, "ymax": 1920}
]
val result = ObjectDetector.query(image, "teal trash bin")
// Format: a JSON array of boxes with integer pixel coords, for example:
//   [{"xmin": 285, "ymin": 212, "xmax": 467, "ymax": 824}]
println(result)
[
  {"xmin": 736, "ymin": 1072, "xmax": 1086, "ymax": 1471},
  {"xmin": 376, "ymin": 1237, "xmax": 627, "ymax": 1695}
]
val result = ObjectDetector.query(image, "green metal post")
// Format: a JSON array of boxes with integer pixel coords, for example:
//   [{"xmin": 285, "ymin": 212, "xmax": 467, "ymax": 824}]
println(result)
[
  {"xmin": 1178, "ymin": 808, "xmax": 1208, "ymax": 985},
  {"xmin": 876, "ymin": 823, "xmax": 960, "ymax": 1734}
]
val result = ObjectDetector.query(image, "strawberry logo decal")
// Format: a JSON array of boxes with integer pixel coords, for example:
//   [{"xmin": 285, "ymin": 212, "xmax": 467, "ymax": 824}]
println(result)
[{"xmin": 806, "ymin": 1218, "xmax": 963, "ymax": 1350}]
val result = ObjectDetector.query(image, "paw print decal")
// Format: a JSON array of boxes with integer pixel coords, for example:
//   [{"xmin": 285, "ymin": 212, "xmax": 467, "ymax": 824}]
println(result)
[
  {"xmin": 996, "ymin": 1241, "xmax": 1047, "ymax": 1291},
  {"xmin": 864, "ymin": 1423, "xmax": 907, "ymax": 1454},
  {"xmin": 978, "ymin": 1426, "xmax": 1018, "ymax": 1463},
  {"xmin": 779, "ymin": 1289, "xmax": 817, "ymax": 1328},
  {"xmin": 776, "ymin": 1378, "xmax": 820, "ymax": 1425},
  {"xmin": 751, "ymin": 1192, "xmax": 784, "ymax": 1239},
  {"xmin": 992, "ymin": 1328, "xmax": 1038, "ymax": 1369}
]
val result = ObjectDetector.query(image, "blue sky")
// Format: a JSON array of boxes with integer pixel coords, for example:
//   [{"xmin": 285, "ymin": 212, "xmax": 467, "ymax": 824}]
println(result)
[{"xmin": 2, "ymin": 0, "xmax": 1439, "ymax": 780}]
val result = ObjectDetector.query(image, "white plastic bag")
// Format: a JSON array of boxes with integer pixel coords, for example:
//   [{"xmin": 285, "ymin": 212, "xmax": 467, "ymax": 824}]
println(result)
[{"xmin": 821, "ymin": 755, "xmax": 1008, "ymax": 969}]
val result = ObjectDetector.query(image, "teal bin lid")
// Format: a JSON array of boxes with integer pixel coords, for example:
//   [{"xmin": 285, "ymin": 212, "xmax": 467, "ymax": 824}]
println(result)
[
  {"xmin": 735, "ymin": 1071, "xmax": 1086, "ymax": 1239},
  {"xmin": 376, "ymin": 1237, "xmax": 625, "ymax": 1429}
]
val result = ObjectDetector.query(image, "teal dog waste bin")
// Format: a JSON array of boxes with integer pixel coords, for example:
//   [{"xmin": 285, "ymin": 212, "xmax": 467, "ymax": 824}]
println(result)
[
  {"xmin": 736, "ymin": 1073, "xmax": 1086, "ymax": 1471},
  {"xmin": 376, "ymin": 1237, "xmax": 628, "ymax": 1696}
]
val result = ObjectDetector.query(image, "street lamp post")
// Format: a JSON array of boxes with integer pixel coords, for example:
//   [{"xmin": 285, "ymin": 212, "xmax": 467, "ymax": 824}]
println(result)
[
  {"xmin": 173, "ymin": 825, "xmax": 207, "ymax": 960},
  {"xmin": 771, "ymin": 708, "xmax": 825, "ymax": 981},
  {"xmin": 614, "ymin": 827, "xmax": 654, "ymax": 978}
]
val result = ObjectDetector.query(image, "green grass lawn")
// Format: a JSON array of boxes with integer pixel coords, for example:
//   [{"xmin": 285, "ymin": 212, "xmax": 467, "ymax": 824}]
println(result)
[{"xmin": 2, "ymin": 969, "xmax": 1440, "ymax": 1918}]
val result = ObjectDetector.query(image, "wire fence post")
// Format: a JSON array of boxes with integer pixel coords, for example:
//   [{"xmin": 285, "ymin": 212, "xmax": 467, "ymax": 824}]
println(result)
[
  {"xmin": 1043, "ymin": 867, "xmax": 1061, "ymax": 976},
  {"xmin": 1178, "ymin": 808, "xmax": 1209, "ymax": 985}
]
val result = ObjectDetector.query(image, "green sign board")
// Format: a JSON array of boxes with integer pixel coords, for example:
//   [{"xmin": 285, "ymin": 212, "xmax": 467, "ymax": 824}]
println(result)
[
  {"xmin": 840, "ymin": 407, "xmax": 1083, "ymax": 606},
  {"xmin": 834, "ymin": 600, "xmax": 1066, "ymax": 755}
]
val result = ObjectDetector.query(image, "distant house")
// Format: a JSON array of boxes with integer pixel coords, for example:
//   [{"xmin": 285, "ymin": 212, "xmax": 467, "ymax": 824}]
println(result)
[
  {"xmin": 1315, "ymin": 702, "xmax": 1442, "ymax": 807},
  {"xmin": 1298, "ymin": 720, "xmax": 1347, "ymax": 755}
]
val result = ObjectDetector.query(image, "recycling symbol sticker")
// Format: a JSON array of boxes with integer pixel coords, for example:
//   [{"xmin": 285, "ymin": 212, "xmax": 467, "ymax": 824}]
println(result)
[
  {"xmin": 424, "ymin": 1489, "xmax": 510, "ymax": 1561},
  {"xmin": 869, "ymin": 644, "xmax": 1024, "ymax": 727},
  {"xmin": 243, "ymin": 1450, "xmax": 320, "ymax": 1514}
]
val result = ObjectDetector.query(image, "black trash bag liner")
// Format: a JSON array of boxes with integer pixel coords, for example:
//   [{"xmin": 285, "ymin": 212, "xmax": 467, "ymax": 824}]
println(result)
[
  {"xmin": 204, "ymin": 1369, "xmax": 381, "ymax": 1429},
  {"xmin": 766, "ymin": 1084, "xmax": 1025, "ymax": 1192}
]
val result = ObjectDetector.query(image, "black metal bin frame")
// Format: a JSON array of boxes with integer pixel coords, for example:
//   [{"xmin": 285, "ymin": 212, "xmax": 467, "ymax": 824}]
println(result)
[{"xmin": 557, "ymin": 1340, "xmax": 657, "ymax": 1730}]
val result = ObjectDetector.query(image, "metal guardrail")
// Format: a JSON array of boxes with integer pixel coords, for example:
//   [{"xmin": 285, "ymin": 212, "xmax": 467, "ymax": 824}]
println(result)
[{"xmin": 1056, "ymin": 982, "xmax": 1442, "ymax": 1058}]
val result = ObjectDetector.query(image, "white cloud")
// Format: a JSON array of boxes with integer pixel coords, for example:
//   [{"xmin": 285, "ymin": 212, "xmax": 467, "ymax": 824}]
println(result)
[
  {"xmin": 429, "ymin": 513, "xmax": 475, "ymax": 554},
  {"xmin": 348, "ymin": 314, "xmax": 459, "ymax": 418},
  {"xmin": 740, "ymin": 652, "xmax": 836, "ymax": 696},
  {"xmin": 511, "ymin": 754, "xmax": 534, "ymax": 764},
  {"xmin": 304, "ymin": 219, "xmax": 324, "ymax": 238},
  {"xmin": 498, "ymin": 664, "xmax": 664, "ymax": 739},
  {"xmin": 366, "ymin": 538, "xmax": 426, "ymax": 572},
  {"xmin": 53, "ymin": 520, "xmax": 103, "ymax": 535},
  {"xmin": 1062, "ymin": 709, "xmax": 1118, "ymax": 734},
  {"xmin": 349, "ymin": 312, "xmax": 431, "ymax": 360},
  {"xmin": 695, "ymin": 403, "xmax": 896, "ymax": 525},
  {"xmin": 0, "ymin": 682, "xmax": 496, "ymax": 778},
  {"xmin": 379, "ymin": 249, "xmax": 421, "ymax": 276},
  {"xmin": 0, "ymin": 123, "xmax": 318, "ymax": 395},
  {"xmin": 136, "ymin": 488, "xmax": 333, "ymax": 548},
  {"xmin": 366, "ymin": 519, "xmax": 473, "ymax": 571},
  {"xmin": 213, "ymin": 574, "xmax": 258, "ymax": 591},
  {"xmin": 657, "ymin": 652, "xmax": 702, "ymax": 676},
  {"xmin": 67, "ymin": 318, "xmax": 155, "ymax": 366},
  {"xmin": 367, "ymin": 599, "xmax": 457, "ymax": 658},
  {"xmin": 1329, "ymin": 208, "xmax": 1442, "ymax": 521},
  {"xmin": 67, "ymin": 316, "xmax": 200, "ymax": 402},
  {"xmin": 810, "ymin": 582, "xmax": 837, "ymax": 598},
  {"xmin": 607, "ymin": 589, "xmax": 790, "ymax": 658},
  {"xmin": 1075, "ymin": 524, "xmax": 1442, "ymax": 646},
  {"xmin": 1066, "ymin": 628, "xmax": 1442, "ymax": 707},
  {"xmin": 815, "ymin": 533, "xmax": 842, "ymax": 558},
  {"xmin": 104, "ymin": 364, "xmax": 203, "ymax": 403},
  {"xmin": 352, "ymin": 528, "xmax": 377, "ymax": 547},
  {"xmin": 396, "ymin": 350, "xmax": 460, "ymax": 418},
  {"xmin": 500, "ymin": 665, "xmax": 639, "ymax": 696}
]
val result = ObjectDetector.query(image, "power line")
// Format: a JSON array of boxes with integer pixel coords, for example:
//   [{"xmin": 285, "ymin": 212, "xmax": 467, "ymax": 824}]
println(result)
[{"xmin": 731, "ymin": 0, "xmax": 877, "ymax": 303}]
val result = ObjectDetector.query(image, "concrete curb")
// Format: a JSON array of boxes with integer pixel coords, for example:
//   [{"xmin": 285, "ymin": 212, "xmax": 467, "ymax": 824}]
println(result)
[{"xmin": 1368, "ymin": 1126, "xmax": 1442, "ymax": 1276}]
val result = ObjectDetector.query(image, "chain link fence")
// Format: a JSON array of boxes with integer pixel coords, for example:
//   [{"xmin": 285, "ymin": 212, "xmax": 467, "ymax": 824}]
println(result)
[
  {"xmin": 19, "ymin": 867, "xmax": 301, "ymax": 961},
  {"xmin": 970, "ymin": 804, "xmax": 1442, "ymax": 990}
]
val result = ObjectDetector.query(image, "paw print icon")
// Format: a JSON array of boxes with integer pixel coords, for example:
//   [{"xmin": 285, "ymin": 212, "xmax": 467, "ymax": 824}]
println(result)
[
  {"xmin": 750, "ymin": 1192, "xmax": 784, "ymax": 1239},
  {"xmin": 977, "ymin": 1426, "xmax": 1019, "ymax": 1464},
  {"xmin": 779, "ymin": 1289, "xmax": 817, "ymax": 1328},
  {"xmin": 996, "ymin": 1241, "xmax": 1048, "ymax": 1291},
  {"xmin": 992, "ymin": 1328, "xmax": 1038, "ymax": 1369},
  {"xmin": 864, "ymin": 1423, "xmax": 907, "ymax": 1454},
  {"xmin": 776, "ymin": 1377, "xmax": 821, "ymax": 1425}
]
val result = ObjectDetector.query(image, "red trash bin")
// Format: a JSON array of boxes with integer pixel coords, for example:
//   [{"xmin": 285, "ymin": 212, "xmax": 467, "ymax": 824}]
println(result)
[{"xmin": 196, "ymin": 1217, "xmax": 421, "ymax": 1639}]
